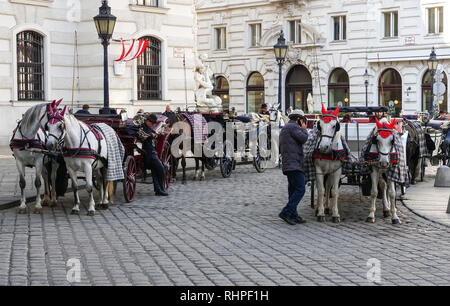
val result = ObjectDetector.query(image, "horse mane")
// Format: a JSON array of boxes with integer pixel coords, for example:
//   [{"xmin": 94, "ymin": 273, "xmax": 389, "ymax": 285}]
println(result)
[{"xmin": 20, "ymin": 103, "xmax": 47, "ymax": 137}]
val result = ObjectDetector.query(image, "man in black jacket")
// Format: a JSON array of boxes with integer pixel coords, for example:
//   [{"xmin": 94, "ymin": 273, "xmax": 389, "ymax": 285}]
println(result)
[
  {"xmin": 138, "ymin": 114, "xmax": 169, "ymax": 196},
  {"xmin": 279, "ymin": 110, "xmax": 309, "ymax": 225}
]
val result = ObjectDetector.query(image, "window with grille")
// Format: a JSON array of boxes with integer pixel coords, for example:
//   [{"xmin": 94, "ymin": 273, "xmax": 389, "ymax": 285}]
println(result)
[
  {"xmin": 135, "ymin": 0, "xmax": 159, "ymax": 7},
  {"xmin": 17, "ymin": 31, "xmax": 44, "ymax": 101},
  {"xmin": 137, "ymin": 37, "xmax": 162, "ymax": 100}
]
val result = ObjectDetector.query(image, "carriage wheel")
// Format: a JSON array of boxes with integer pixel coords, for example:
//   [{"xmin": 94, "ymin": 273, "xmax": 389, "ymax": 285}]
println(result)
[
  {"xmin": 160, "ymin": 141, "xmax": 173, "ymax": 192},
  {"xmin": 220, "ymin": 157, "xmax": 234, "ymax": 178},
  {"xmin": 253, "ymin": 152, "xmax": 267, "ymax": 173},
  {"xmin": 204, "ymin": 157, "xmax": 219, "ymax": 170},
  {"xmin": 123, "ymin": 156, "xmax": 137, "ymax": 203}
]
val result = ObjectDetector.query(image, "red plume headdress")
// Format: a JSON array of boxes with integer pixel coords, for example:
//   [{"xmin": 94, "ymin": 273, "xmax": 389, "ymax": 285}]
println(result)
[
  {"xmin": 321, "ymin": 105, "xmax": 340, "ymax": 123},
  {"xmin": 375, "ymin": 117, "xmax": 396, "ymax": 138}
]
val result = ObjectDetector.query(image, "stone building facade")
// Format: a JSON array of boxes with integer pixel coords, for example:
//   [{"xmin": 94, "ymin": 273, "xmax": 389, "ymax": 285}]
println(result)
[
  {"xmin": 196, "ymin": 0, "xmax": 450, "ymax": 116},
  {"xmin": 0, "ymin": 0, "xmax": 196, "ymax": 145}
]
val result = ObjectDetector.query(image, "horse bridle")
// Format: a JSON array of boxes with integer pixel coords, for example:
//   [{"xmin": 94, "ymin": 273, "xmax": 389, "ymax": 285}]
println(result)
[
  {"xmin": 373, "ymin": 128, "xmax": 395, "ymax": 159},
  {"xmin": 316, "ymin": 116, "xmax": 340, "ymax": 149}
]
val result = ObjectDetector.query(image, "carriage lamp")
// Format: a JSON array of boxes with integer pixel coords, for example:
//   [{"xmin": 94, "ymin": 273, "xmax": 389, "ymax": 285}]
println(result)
[
  {"xmin": 274, "ymin": 31, "xmax": 288, "ymax": 111},
  {"xmin": 94, "ymin": 0, "xmax": 117, "ymax": 114},
  {"xmin": 427, "ymin": 47, "xmax": 438, "ymax": 116}
]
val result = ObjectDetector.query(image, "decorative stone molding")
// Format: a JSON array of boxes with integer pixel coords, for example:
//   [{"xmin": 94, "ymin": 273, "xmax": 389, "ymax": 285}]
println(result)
[
  {"xmin": 9, "ymin": 0, "xmax": 53, "ymax": 7},
  {"xmin": 129, "ymin": 5, "xmax": 169, "ymax": 14}
]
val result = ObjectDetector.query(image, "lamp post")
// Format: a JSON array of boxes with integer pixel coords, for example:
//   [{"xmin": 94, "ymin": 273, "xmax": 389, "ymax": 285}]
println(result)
[
  {"xmin": 363, "ymin": 69, "xmax": 369, "ymax": 108},
  {"xmin": 274, "ymin": 31, "xmax": 288, "ymax": 111},
  {"xmin": 94, "ymin": 0, "xmax": 116, "ymax": 114},
  {"xmin": 427, "ymin": 47, "xmax": 438, "ymax": 116}
]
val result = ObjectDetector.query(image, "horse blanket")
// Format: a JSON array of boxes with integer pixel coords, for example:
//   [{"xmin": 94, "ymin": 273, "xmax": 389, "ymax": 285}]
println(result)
[
  {"xmin": 404, "ymin": 119, "xmax": 428, "ymax": 158},
  {"xmin": 303, "ymin": 128, "xmax": 354, "ymax": 182},
  {"xmin": 360, "ymin": 127, "xmax": 408, "ymax": 184},
  {"xmin": 92, "ymin": 123, "xmax": 125, "ymax": 181},
  {"xmin": 182, "ymin": 113, "xmax": 208, "ymax": 144}
]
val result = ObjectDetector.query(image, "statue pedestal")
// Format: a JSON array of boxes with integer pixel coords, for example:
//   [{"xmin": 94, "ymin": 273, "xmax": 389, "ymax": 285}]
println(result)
[{"xmin": 434, "ymin": 166, "xmax": 450, "ymax": 187}]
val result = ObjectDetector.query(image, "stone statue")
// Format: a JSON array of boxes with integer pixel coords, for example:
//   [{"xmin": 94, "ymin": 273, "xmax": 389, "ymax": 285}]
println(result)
[
  {"xmin": 194, "ymin": 54, "xmax": 222, "ymax": 112},
  {"xmin": 307, "ymin": 93, "xmax": 314, "ymax": 114}
]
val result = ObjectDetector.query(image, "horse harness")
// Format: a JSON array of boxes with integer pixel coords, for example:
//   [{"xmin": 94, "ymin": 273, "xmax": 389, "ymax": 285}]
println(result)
[
  {"xmin": 366, "ymin": 128, "xmax": 398, "ymax": 165},
  {"xmin": 9, "ymin": 120, "xmax": 45, "ymax": 151},
  {"xmin": 314, "ymin": 114, "xmax": 345, "ymax": 162}
]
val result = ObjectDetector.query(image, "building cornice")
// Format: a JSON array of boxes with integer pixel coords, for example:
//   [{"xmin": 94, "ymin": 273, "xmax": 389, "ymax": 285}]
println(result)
[{"xmin": 195, "ymin": 0, "xmax": 274, "ymax": 13}]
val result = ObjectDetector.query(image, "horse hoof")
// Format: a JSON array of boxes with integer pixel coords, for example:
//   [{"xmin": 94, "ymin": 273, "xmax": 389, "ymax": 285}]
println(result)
[
  {"xmin": 33, "ymin": 207, "xmax": 43, "ymax": 214},
  {"xmin": 332, "ymin": 217, "xmax": 340, "ymax": 224},
  {"xmin": 18, "ymin": 208, "xmax": 27, "ymax": 214},
  {"xmin": 383, "ymin": 211, "xmax": 391, "ymax": 218},
  {"xmin": 42, "ymin": 200, "xmax": 50, "ymax": 207},
  {"xmin": 324, "ymin": 208, "xmax": 330, "ymax": 215},
  {"xmin": 87, "ymin": 210, "xmax": 95, "ymax": 216},
  {"xmin": 392, "ymin": 219, "xmax": 401, "ymax": 225},
  {"xmin": 317, "ymin": 216, "xmax": 325, "ymax": 223},
  {"xmin": 71, "ymin": 210, "xmax": 79, "ymax": 215},
  {"xmin": 101, "ymin": 204, "xmax": 109, "ymax": 210},
  {"xmin": 366, "ymin": 217, "xmax": 376, "ymax": 223}
]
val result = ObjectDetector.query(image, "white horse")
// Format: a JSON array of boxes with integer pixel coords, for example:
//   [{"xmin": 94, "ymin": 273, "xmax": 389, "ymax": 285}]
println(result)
[
  {"xmin": 10, "ymin": 100, "xmax": 62, "ymax": 213},
  {"xmin": 366, "ymin": 118, "xmax": 401, "ymax": 225},
  {"xmin": 45, "ymin": 106, "xmax": 109, "ymax": 216},
  {"xmin": 314, "ymin": 105, "xmax": 343, "ymax": 223}
]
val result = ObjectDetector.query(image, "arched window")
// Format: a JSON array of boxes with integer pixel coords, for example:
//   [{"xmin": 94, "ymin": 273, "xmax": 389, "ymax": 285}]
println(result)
[
  {"xmin": 422, "ymin": 70, "xmax": 447, "ymax": 113},
  {"xmin": 246, "ymin": 72, "xmax": 264, "ymax": 113},
  {"xmin": 328, "ymin": 68, "xmax": 349, "ymax": 107},
  {"xmin": 17, "ymin": 31, "xmax": 44, "ymax": 101},
  {"xmin": 285, "ymin": 65, "xmax": 312, "ymax": 111},
  {"xmin": 213, "ymin": 76, "xmax": 230, "ymax": 112},
  {"xmin": 379, "ymin": 68, "xmax": 402, "ymax": 116},
  {"xmin": 137, "ymin": 36, "xmax": 162, "ymax": 100}
]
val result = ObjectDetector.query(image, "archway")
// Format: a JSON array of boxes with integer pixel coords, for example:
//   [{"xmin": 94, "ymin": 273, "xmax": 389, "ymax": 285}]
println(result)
[
  {"xmin": 285, "ymin": 65, "xmax": 312, "ymax": 112},
  {"xmin": 422, "ymin": 69, "xmax": 447, "ymax": 113},
  {"xmin": 246, "ymin": 72, "xmax": 265, "ymax": 113},
  {"xmin": 213, "ymin": 76, "xmax": 230, "ymax": 112},
  {"xmin": 379, "ymin": 68, "xmax": 402, "ymax": 115},
  {"xmin": 328, "ymin": 68, "xmax": 349, "ymax": 107}
]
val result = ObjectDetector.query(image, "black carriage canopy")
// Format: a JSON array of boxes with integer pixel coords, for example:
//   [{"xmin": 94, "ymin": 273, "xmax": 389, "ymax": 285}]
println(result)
[{"xmin": 327, "ymin": 106, "xmax": 389, "ymax": 114}]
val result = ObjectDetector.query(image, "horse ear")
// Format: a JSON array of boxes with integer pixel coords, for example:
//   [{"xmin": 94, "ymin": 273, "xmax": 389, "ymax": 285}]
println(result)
[
  {"xmin": 55, "ymin": 98, "xmax": 63, "ymax": 107},
  {"xmin": 49, "ymin": 104, "xmax": 54, "ymax": 116},
  {"xmin": 61, "ymin": 106, "xmax": 67, "ymax": 117},
  {"xmin": 388, "ymin": 119, "xmax": 396, "ymax": 130},
  {"xmin": 332, "ymin": 106, "xmax": 340, "ymax": 117},
  {"xmin": 322, "ymin": 104, "xmax": 327, "ymax": 115},
  {"xmin": 375, "ymin": 117, "xmax": 382, "ymax": 129},
  {"xmin": 50, "ymin": 100, "xmax": 56, "ymax": 109}
]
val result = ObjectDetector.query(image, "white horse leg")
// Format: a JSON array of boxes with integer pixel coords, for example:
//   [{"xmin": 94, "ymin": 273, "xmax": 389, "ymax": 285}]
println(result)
[
  {"xmin": 379, "ymin": 177, "xmax": 391, "ymax": 218},
  {"xmin": 316, "ymin": 172, "xmax": 326, "ymax": 222},
  {"xmin": 389, "ymin": 181, "xmax": 401, "ymax": 224},
  {"xmin": 17, "ymin": 161, "xmax": 27, "ymax": 214},
  {"xmin": 367, "ymin": 170, "xmax": 379, "ymax": 223},
  {"xmin": 33, "ymin": 161, "xmax": 43, "ymax": 214},
  {"xmin": 68, "ymin": 168, "xmax": 80, "ymax": 215},
  {"xmin": 42, "ymin": 165, "xmax": 51, "ymax": 207},
  {"xmin": 330, "ymin": 170, "xmax": 342, "ymax": 223},
  {"xmin": 324, "ymin": 176, "xmax": 332, "ymax": 215},
  {"xmin": 84, "ymin": 164, "xmax": 95, "ymax": 216}
]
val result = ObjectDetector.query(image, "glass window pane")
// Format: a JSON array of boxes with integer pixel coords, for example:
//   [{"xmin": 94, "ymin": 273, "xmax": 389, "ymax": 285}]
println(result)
[
  {"xmin": 428, "ymin": 8, "xmax": 435, "ymax": 34},
  {"xmin": 334, "ymin": 17, "xmax": 340, "ymax": 40},
  {"xmin": 297, "ymin": 21, "xmax": 301, "ymax": 43},
  {"xmin": 393, "ymin": 12, "xmax": 398, "ymax": 37},
  {"xmin": 342, "ymin": 16, "xmax": 346, "ymax": 40},
  {"xmin": 384, "ymin": 13, "xmax": 391, "ymax": 37},
  {"xmin": 439, "ymin": 7, "xmax": 444, "ymax": 33},
  {"xmin": 289, "ymin": 21, "xmax": 295, "ymax": 42}
]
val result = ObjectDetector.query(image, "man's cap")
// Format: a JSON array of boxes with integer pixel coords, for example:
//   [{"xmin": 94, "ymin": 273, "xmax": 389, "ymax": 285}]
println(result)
[
  {"xmin": 261, "ymin": 104, "xmax": 268, "ymax": 109},
  {"xmin": 145, "ymin": 113, "xmax": 158, "ymax": 124},
  {"xmin": 288, "ymin": 109, "xmax": 305, "ymax": 119}
]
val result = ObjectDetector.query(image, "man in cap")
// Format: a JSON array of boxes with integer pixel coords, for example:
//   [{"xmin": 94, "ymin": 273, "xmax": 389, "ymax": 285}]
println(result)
[
  {"xmin": 278, "ymin": 109, "xmax": 309, "ymax": 225},
  {"xmin": 162, "ymin": 104, "xmax": 176, "ymax": 120},
  {"xmin": 259, "ymin": 104, "xmax": 270, "ymax": 115},
  {"xmin": 137, "ymin": 114, "xmax": 169, "ymax": 196}
]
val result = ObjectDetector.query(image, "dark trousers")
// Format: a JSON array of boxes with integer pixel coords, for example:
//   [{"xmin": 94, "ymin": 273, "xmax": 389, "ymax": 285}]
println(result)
[
  {"xmin": 282, "ymin": 171, "xmax": 306, "ymax": 217},
  {"xmin": 146, "ymin": 152, "xmax": 165, "ymax": 193}
]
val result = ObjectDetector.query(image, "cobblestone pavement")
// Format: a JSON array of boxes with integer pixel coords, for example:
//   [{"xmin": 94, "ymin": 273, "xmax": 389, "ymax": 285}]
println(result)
[{"xmin": 0, "ymin": 165, "xmax": 449, "ymax": 286}]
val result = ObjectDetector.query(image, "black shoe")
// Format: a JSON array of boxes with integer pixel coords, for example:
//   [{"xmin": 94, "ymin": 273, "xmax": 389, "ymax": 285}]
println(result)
[
  {"xmin": 155, "ymin": 190, "xmax": 169, "ymax": 196},
  {"xmin": 279, "ymin": 213, "xmax": 297, "ymax": 225},
  {"xmin": 294, "ymin": 216, "xmax": 306, "ymax": 224}
]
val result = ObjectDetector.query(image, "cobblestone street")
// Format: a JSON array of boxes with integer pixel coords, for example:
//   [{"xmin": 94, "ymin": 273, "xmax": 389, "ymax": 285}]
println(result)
[{"xmin": 0, "ymin": 166, "xmax": 449, "ymax": 286}]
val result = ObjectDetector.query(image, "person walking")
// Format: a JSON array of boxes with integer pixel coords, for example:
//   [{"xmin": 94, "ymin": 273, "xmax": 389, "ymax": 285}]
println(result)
[
  {"xmin": 137, "ymin": 114, "xmax": 169, "ymax": 196},
  {"xmin": 279, "ymin": 109, "xmax": 309, "ymax": 225}
]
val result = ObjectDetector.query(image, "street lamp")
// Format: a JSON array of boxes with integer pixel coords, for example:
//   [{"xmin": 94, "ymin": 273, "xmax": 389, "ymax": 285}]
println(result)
[
  {"xmin": 363, "ymin": 69, "xmax": 369, "ymax": 108},
  {"xmin": 94, "ymin": 0, "xmax": 117, "ymax": 114},
  {"xmin": 427, "ymin": 47, "xmax": 438, "ymax": 116},
  {"xmin": 274, "ymin": 31, "xmax": 288, "ymax": 111}
]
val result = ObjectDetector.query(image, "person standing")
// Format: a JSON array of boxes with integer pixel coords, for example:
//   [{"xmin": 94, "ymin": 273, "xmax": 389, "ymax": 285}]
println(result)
[
  {"xmin": 163, "ymin": 104, "xmax": 176, "ymax": 120},
  {"xmin": 75, "ymin": 104, "xmax": 91, "ymax": 114},
  {"xmin": 259, "ymin": 103, "xmax": 270, "ymax": 115},
  {"xmin": 279, "ymin": 110, "xmax": 309, "ymax": 225},
  {"xmin": 137, "ymin": 114, "xmax": 169, "ymax": 196}
]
